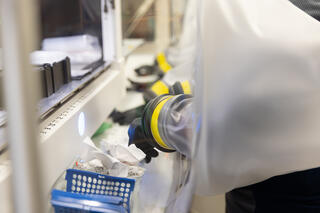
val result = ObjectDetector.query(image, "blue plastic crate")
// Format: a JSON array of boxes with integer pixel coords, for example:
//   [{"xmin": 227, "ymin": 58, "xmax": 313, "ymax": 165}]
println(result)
[
  {"xmin": 65, "ymin": 169, "xmax": 135, "ymax": 212},
  {"xmin": 51, "ymin": 189, "xmax": 127, "ymax": 213}
]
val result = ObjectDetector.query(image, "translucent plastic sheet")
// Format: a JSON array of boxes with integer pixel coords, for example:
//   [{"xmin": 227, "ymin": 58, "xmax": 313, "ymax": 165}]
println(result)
[
  {"xmin": 162, "ymin": 60, "xmax": 194, "ymax": 86},
  {"xmin": 192, "ymin": 0, "xmax": 320, "ymax": 196},
  {"xmin": 166, "ymin": 0, "xmax": 197, "ymax": 67},
  {"xmin": 128, "ymin": 0, "xmax": 320, "ymax": 211},
  {"xmin": 154, "ymin": 1, "xmax": 320, "ymax": 210},
  {"xmin": 158, "ymin": 96, "xmax": 193, "ymax": 158}
]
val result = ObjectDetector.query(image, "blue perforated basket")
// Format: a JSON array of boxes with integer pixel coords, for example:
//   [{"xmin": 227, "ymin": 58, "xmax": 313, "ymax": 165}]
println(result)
[
  {"xmin": 51, "ymin": 189, "xmax": 127, "ymax": 213},
  {"xmin": 65, "ymin": 169, "xmax": 135, "ymax": 212}
]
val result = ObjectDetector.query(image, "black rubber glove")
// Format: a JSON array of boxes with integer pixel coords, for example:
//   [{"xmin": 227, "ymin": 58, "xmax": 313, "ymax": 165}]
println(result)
[
  {"xmin": 128, "ymin": 118, "xmax": 158, "ymax": 163},
  {"xmin": 128, "ymin": 95, "xmax": 176, "ymax": 163}
]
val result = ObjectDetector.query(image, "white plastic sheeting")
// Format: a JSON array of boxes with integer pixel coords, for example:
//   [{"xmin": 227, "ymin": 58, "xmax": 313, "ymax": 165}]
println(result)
[{"xmin": 193, "ymin": 0, "xmax": 320, "ymax": 195}]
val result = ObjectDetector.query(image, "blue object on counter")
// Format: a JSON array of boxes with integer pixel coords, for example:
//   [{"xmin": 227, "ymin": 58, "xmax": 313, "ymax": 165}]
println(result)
[
  {"xmin": 128, "ymin": 125, "xmax": 135, "ymax": 145},
  {"xmin": 51, "ymin": 189, "xmax": 127, "ymax": 213},
  {"xmin": 65, "ymin": 169, "xmax": 135, "ymax": 212}
]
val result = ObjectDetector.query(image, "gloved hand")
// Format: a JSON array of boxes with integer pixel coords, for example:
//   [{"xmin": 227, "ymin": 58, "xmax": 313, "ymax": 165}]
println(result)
[
  {"xmin": 128, "ymin": 118, "xmax": 159, "ymax": 163},
  {"xmin": 128, "ymin": 95, "xmax": 176, "ymax": 163}
]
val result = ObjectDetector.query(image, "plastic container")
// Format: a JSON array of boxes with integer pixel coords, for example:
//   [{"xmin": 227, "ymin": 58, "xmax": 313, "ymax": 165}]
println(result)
[
  {"xmin": 65, "ymin": 169, "xmax": 135, "ymax": 212},
  {"xmin": 51, "ymin": 189, "xmax": 127, "ymax": 213}
]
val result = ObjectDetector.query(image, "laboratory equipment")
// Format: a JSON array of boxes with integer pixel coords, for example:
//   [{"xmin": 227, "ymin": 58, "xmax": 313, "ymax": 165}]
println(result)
[{"xmin": 0, "ymin": 0, "xmax": 125, "ymax": 211}]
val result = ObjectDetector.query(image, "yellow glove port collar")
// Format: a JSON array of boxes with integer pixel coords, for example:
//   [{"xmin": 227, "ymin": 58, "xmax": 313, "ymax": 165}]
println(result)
[
  {"xmin": 142, "ymin": 95, "xmax": 176, "ymax": 152},
  {"xmin": 156, "ymin": 52, "xmax": 172, "ymax": 73},
  {"xmin": 150, "ymin": 96, "xmax": 175, "ymax": 150}
]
